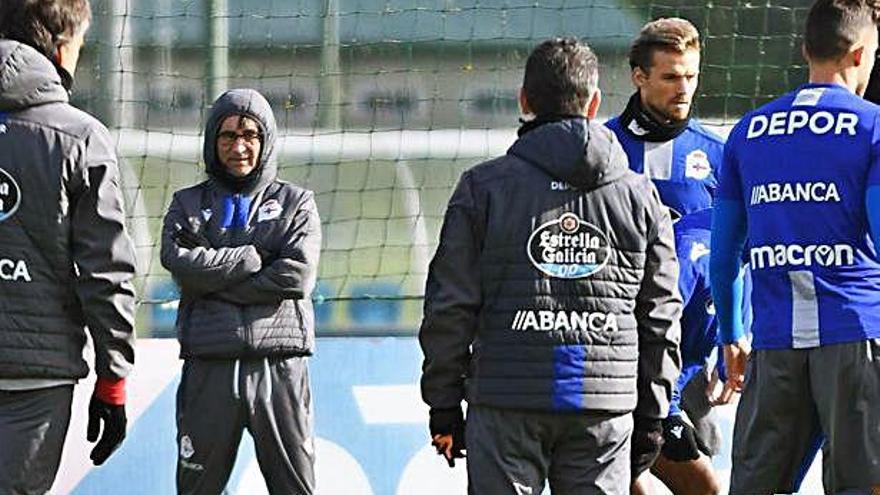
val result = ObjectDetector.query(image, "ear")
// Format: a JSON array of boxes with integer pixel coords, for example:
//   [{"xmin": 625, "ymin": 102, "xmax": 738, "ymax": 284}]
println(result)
[
  {"xmin": 518, "ymin": 87, "xmax": 533, "ymax": 116},
  {"xmin": 54, "ymin": 45, "xmax": 64, "ymax": 66},
  {"xmin": 632, "ymin": 67, "xmax": 648, "ymax": 88},
  {"xmin": 586, "ymin": 89, "xmax": 601, "ymax": 119},
  {"xmin": 853, "ymin": 44, "xmax": 866, "ymax": 68}
]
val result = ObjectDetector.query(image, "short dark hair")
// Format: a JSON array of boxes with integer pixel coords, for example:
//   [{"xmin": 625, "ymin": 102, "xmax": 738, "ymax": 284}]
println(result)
[
  {"xmin": 804, "ymin": 0, "xmax": 880, "ymax": 62},
  {"xmin": 522, "ymin": 37, "xmax": 599, "ymax": 116},
  {"xmin": 629, "ymin": 18, "xmax": 700, "ymax": 72},
  {"xmin": 0, "ymin": 0, "xmax": 91, "ymax": 60}
]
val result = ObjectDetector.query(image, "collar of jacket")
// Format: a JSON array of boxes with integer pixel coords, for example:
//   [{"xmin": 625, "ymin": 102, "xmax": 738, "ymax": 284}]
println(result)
[
  {"xmin": 517, "ymin": 113, "xmax": 586, "ymax": 137},
  {"xmin": 53, "ymin": 62, "xmax": 74, "ymax": 92},
  {"xmin": 509, "ymin": 117, "xmax": 629, "ymax": 191}
]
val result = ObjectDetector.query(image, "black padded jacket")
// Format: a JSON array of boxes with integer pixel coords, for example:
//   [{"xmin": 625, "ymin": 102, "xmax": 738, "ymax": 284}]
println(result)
[{"xmin": 420, "ymin": 118, "xmax": 682, "ymax": 418}]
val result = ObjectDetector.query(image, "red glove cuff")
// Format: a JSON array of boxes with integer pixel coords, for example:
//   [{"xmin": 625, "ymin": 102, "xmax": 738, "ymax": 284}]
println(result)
[{"xmin": 94, "ymin": 377, "xmax": 126, "ymax": 406}]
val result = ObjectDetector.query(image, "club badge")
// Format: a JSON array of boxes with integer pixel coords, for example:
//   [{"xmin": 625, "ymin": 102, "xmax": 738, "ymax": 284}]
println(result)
[{"xmin": 0, "ymin": 167, "xmax": 21, "ymax": 223}]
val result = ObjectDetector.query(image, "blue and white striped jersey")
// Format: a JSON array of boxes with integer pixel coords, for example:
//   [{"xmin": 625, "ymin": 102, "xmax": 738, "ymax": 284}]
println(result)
[
  {"xmin": 719, "ymin": 83, "xmax": 880, "ymax": 349},
  {"xmin": 605, "ymin": 117, "xmax": 725, "ymax": 216}
]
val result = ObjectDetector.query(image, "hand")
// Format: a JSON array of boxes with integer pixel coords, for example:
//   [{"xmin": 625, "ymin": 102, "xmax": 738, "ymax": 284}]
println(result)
[
  {"xmin": 661, "ymin": 414, "xmax": 710, "ymax": 462},
  {"xmin": 255, "ymin": 244, "xmax": 275, "ymax": 266},
  {"xmin": 710, "ymin": 338, "xmax": 750, "ymax": 406},
  {"xmin": 431, "ymin": 434, "xmax": 465, "ymax": 467},
  {"xmin": 706, "ymin": 365, "xmax": 721, "ymax": 401},
  {"xmin": 707, "ymin": 363, "xmax": 738, "ymax": 406},
  {"xmin": 631, "ymin": 416, "xmax": 664, "ymax": 478},
  {"xmin": 87, "ymin": 395, "xmax": 127, "ymax": 465},
  {"xmin": 172, "ymin": 223, "xmax": 211, "ymax": 249},
  {"xmin": 429, "ymin": 407, "xmax": 466, "ymax": 468}
]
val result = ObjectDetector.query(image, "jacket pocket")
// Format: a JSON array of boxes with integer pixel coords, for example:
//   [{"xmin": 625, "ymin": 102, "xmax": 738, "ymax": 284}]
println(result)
[
  {"xmin": 183, "ymin": 299, "xmax": 247, "ymax": 355},
  {"xmin": 240, "ymin": 300, "xmax": 307, "ymax": 354}
]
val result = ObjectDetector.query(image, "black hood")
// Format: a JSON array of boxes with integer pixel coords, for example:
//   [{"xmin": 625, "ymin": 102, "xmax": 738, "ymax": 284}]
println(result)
[
  {"xmin": 204, "ymin": 88, "xmax": 278, "ymax": 194},
  {"xmin": 508, "ymin": 118, "xmax": 629, "ymax": 190},
  {"xmin": 0, "ymin": 40, "xmax": 68, "ymax": 111}
]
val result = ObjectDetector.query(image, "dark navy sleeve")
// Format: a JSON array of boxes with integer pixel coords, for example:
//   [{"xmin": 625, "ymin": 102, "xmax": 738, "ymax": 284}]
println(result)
[{"xmin": 419, "ymin": 171, "xmax": 483, "ymax": 409}]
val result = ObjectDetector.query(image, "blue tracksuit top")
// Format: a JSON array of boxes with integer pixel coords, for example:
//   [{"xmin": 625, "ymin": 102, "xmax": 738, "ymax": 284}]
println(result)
[
  {"xmin": 605, "ymin": 116, "xmax": 725, "ymax": 216},
  {"xmin": 717, "ymin": 83, "xmax": 880, "ymax": 349},
  {"xmin": 670, "ymin": 209, "xmax": 718, "ymax": 415}
]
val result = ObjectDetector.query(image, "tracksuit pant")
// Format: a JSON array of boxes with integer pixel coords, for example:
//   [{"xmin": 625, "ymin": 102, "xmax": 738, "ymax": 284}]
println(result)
[
  {"xmin": 466, "ymin": 405, "xmax": 632, "ymax": 495},
  {"xmin": 0, "ymin": 385, "xmax": 73, "ymax": 495},
  {"xmin": 176, "ymin": 356, "xmax": 314, "ymax": 495}
]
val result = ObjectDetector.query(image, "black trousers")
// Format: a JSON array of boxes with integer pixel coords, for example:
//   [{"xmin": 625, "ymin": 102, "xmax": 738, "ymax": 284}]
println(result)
[
  {"xmin": 0, "ymin": 385, "xmax": 73, "ymax": 495},
  {"xmin": 466, "ymin": 405, "xmax": 632, "ymax": 495},
  {"xmin": 176, "ymin": 356, "xmax": 315, "ymax": 495}
]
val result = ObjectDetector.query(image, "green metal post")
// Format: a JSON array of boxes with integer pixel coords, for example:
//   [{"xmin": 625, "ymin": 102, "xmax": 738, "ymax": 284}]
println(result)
[
  {"xmin": 206, "ymin": 0, "xmax": 229, "ymax": 103},
  {"xmin": 319, "ymin": 0, "xmax": 342, "ymax": 129}
]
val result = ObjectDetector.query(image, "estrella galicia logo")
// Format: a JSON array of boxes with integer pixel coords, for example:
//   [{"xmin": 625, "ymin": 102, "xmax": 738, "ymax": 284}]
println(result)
[
  {"xmin": 527, "ymin": 212, "xmax": 610, "ymax": 279},
  {"xmin": 0, "ymin": 167, "xmax": 21, "ymax": 223}
]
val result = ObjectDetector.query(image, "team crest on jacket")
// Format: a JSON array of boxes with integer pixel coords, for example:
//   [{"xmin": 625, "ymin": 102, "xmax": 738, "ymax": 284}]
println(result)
[
  {"xmin": 0, "ymin": 167, "xmax": 21, "ymax": 223},
  {"xmin": 685, "ymin": 150, "xmax": 711, "ymax": 180},
  {"xmin": 257, "ymin": 199, "xmax": 282, "ymax": 222},
  {"xmin": 527, "ymin": 212, "xmax": 610, "ymax": 279}
]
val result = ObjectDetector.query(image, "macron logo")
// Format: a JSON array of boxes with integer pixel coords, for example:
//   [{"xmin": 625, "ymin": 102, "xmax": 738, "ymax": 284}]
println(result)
[
  {"xmin": 670, "ymin": 425, "xmax": 684, "ymax": 439},
  {"xmin": 514, "ymin": 482, "xmax": 534, "ymax": 495},
  {"xmin": 750, "ymin": 243, "xmax": 854, "ymax": 270},
  {"xmin": 689, "ymin": 242, "xmax": 710, "ymax": 262}
]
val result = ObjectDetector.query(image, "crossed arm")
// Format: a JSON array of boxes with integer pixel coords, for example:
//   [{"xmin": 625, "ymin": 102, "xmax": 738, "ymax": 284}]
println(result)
[{"xmin": 160, "ymin": 191, "xmax": 322, "ymax": 303}]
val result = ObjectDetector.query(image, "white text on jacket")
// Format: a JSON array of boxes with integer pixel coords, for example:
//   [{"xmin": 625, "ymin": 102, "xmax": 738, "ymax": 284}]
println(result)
[
  {"xmin": 0, "ymin": 258, "xmax": 31, "ymax": 282},
  {"xmin": 511, "ymin": 310, "xmax": 617, "ymax": 332}
]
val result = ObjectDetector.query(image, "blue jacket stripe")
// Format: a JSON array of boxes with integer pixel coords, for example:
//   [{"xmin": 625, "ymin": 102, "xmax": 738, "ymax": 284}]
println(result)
[{"xmin": 552, "ymin": 344, "xmax": 588, "ymax": 411}]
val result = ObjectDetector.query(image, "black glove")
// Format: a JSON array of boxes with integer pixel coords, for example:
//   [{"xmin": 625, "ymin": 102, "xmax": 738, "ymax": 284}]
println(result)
[
  {"xmin": 661, "ymin": 414, "xmax": 711, "ymax": 462},
  {"xmin": 172, "ymin": 223, "xmax": 211, "ymax": 249},
  {"xmin": 87, "ymin": 396, "xmax": 127, "ymax": 465},
  {"xmin": 255, "ymin": 244, "xmax": 275, "ymax": 266},
  {"xmin": 631, "ymin": 416, "xmax": 664, "ymax": 479},
  {"xmin": 429, "ymin": 407, "xmax": 466, "ymax": 468}
]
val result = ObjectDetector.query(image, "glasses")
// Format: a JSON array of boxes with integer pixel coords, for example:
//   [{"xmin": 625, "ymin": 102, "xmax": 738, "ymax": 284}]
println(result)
[{"xmin": 217, "ymin": 130, "xmax": 261, "ymax": 147}]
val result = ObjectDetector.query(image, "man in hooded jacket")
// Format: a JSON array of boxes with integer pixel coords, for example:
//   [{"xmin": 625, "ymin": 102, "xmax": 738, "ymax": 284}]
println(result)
[
  {"xmin": 0, "ymin": 1, "xmax": 137, "ymax": 493},
  {"xmin": 419, "ymin": 37, "xmax": 681, "ymax": 494},
  {"xmin": 161, "ymin": 88, "xmax": 321, "ymax": 495}
]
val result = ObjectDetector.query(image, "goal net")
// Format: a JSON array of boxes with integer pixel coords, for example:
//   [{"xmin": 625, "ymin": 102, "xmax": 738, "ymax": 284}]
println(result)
[{"xmin": 73, "ymin": 0, "xmax": 811, "ymax": 335}]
